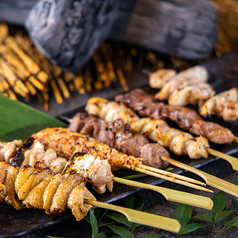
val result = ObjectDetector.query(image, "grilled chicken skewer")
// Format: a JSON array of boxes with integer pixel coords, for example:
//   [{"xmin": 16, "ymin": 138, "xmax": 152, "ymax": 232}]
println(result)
[
  {"xmin": 85, "ymin": 98, "xmax": 210, "ymax": 159},
  {"xmin": 86, "ymin": 95, "xmax": 238, "ymax": 171},
  {"xmin": 0, "ymin": 128, "xmax": 210, "ymax": 192},
  {"xmin": 0, "ymin": 161, "xmax": 183, "ymax": 232},
  {"xmin": 0, "ymin": 138, "xmax": 213, "ymax": 210},
  {"xmin": 115, "ymin": 88, "xmax": 235, "ymax": 144},
  {"xmin": 67, "ymin": 112, "xmax": 169, "ymax": 169}
]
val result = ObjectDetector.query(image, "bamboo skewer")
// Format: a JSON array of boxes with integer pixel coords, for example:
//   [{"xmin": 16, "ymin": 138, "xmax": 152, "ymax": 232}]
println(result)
[
  {"xmin": 234, "ymin": 137, "xmax": 238, "ymax": 143},
  {"xmin": 86, "ymin": 200, "xmax": 181, "ymax": 233},
  {"xmin": 113, "ymin": 177, "xmax": 213, "ymax": 209},
  {"xmin": 206, "ymin": 148, "xmax": 238, "ymax": 171},
  {"xmin": 161, "ymin": 156, "xmax": 238, "ymax": 197},
  {"xmin": 133, "ymin": 166, "xmax": 212, "ymax": 192},
  {"xmin": 139, "ymin": 164, "xmax": 206, "ymax": 186}
]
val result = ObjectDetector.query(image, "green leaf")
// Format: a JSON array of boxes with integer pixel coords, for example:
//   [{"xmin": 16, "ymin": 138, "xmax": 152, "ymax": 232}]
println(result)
[
  {"xmin": 96, "ymin": 231, "xmax": 117, "ymax": 238},
  {"xmin": 106, "ymin": 213, "xmax": 132, "ymax": 228},
  {"xmin": 98, "ymin": 221, "xmax": 115, "ymax": 227},
  {"xmin": 125, "ymin": 194, "xmax": 144, "ymax": 211},
  {"xmin": 107, "ymin": 225, "xmax": 134, "ymax": 238},
  {"xmin": 225, "ymin": 216, "xmax": 238, "ymax": 227},
  {"xmin": 179, "ymin": 223, "xmax": 206, "ymax": 235},
  {"xmin": 0, "ymin": 94, "xmax": 66, "ymax": 141},
  {"xmin": 90, "ymin": 209, "xmax": 98, "ymax": 238},
  {"xmin": 193, "ymin": 214, "xmax": 213, "ymax": 223},
  {"xmin": 141, "ymin": 234, "xmax": 162, "ymax": 238},
  {"xmin": 210, "ymin": 191, "xmax": 226, "ymax": 221},
  {"xmin": 84, "ymin": 215, "xmax": 90, "ymax": 224},
  {"xmin": 173, "ymin": 204, "xmax": 192, "ymax": 229},
  {"xmin": 214, "ymin": 210, "xmax": 235, "ymax": 223},
  {"xmin": 150, "ymin": 211, "xmax": 160, "ymax": 215}
]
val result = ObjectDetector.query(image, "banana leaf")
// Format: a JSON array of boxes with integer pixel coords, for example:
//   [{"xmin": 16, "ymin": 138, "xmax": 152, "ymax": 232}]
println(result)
[{"xmin": 0, "ymin": 94, "xmax": 66, "ymax": 142}]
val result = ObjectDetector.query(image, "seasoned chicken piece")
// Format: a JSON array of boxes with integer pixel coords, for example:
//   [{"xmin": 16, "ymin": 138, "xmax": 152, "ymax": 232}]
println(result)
[
  {"xmin": 0, "ymin": 162, "xmax": 23, "ymax": 209},
  {"xmin": 155, "ymin": 66, "xmax": 208, "ymax": 100},
  {"xmin": 50, "ymin": 174, "xmax": 83, "ymax": 214},
  {"xmin": 23, "ymin": 172, "xmax": 54, "ymax": 209},
  {"xmin": 0, "ymin": 140, "xmax": 22, "ymax": 163},
  {"xmin": 190, "ymin": 120, "xmax": 234, "ymax": 144},
  {"xmin": 186, "ymin": 137, "xmax": 209, "ymax": 159},
  {"xmin": 199, "ymin": 88, "xmax": 238, "ymax": 121},
  {"xmin": 222, "ymin": 101, "xmax": 238, "ymax": 121},
  {"xmin": 43, "ymin": 174, "xmax": 64, "ymax": 213},
  {"xmin": 11, "ymin": 138, "xmax": 68, "ymax": 174},
  {"xmin": 149, "ymin": 69, "xmax": 176, "ymax": 88},
  {"xmin": 33, "ymin": 128, "xmax": 143, "ymax": 170},
  {"xmin": 68, "ymin": 185, "xmax": 96, "ymax": 221},
  {"xmin": 63, "ymin": 153, "xmax": 113, "ymax": 194},
  {"xmin": 168, "ymin": 83, "xmax": 215, "ymax": 106}
]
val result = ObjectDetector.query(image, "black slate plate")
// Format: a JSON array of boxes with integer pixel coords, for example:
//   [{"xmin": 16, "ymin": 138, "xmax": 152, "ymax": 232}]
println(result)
[{"xmin": 1, "ymin": 52, "xmax": 238, "ymax": 238}]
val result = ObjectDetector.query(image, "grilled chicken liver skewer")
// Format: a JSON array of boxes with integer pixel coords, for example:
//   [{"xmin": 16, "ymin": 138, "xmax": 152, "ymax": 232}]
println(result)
[
  {"xmin": 115, "ymin": 88, "xmax": 235, "ymax": 144},
  {"xmin": 68, "ymin": 112, "xmax": 169, "ymax": 169},
  {"xmin": 86, "ymin": 97, "xmax": 210, "ymax": 159}
]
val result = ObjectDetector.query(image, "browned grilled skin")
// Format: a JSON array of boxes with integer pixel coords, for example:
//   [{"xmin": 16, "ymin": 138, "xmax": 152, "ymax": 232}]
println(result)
[
  {"xmin": 115, "ymin": 88, "xmax": 202, "ymax": 130},
  {"xmin": 33, "ymin": 127, "xmax": 143, "ymax": 170},
  {"xmin": 190, "ymin": 121, "xmax": 234, "ymax": 144},
  {"xmin": 115, "ymin": 89, "xmax": 234, "ymax": 144},
  {"xmin": 0, "ymin": 161, "xmax": 95, "ymax": 221},
  {"xmin": 68, "ymin": 113, "xmax": 169, "ymax": 169}
]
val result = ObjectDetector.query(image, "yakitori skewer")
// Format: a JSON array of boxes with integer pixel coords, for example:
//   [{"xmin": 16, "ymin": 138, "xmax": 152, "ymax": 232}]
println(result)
[
  {"xmin": 114, "ymin": 89, "xmax": 238, "ymax": 170},
  {"xmin": 31, "ymin": 128, "xmax": 210, "ymax": 192},
  {"xmin": 0, "ymin": 161, "xmax": 181, "ymax": 233},
  {"xmin": 161, "ymin": 156, "xmax": 238, "ymax": 197},
  {"xmin": 0, "ymin": 138, "xmax": 213, "ymax": 209}
]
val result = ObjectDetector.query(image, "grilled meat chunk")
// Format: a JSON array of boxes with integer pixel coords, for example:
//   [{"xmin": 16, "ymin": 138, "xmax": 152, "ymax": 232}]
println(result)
[
  {"xmin": 68, "ymin": 113, "xmax": 169, "ymax": 168},
  {"xmin": 115, "ymin": 88, "xmax": 202, "ymax": 130},
  {"xmin": 200, "ymin": 88, "xmax": 238, "ymax": 121},
  {"xmin": 190, "ymin": 120, "xmax": 234, "ymax": 144},
  {"xmin": 149, "ymin": 69, "xmax": 176, "ymax": 89},
  {"xmin": 155, "ymin": 65, "xmax": 208, "ymax": 100}
]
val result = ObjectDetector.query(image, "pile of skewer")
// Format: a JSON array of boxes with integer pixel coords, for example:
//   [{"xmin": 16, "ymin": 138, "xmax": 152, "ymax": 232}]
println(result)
[{"xmin": 0, "ymin": 23, "xmax": 200, "ymax": 111}]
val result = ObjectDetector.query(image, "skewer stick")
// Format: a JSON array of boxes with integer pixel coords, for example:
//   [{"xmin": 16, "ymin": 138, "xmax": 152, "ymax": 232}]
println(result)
[
  {"xmin": 113, "ymin": 177, "xmax": 213, "ymax": 210},
  {"xmin": 133, "ymin": 166, "xmax": 212, "ymax": 192},
  {"xmin": 86, "ymin": 200, "xmax": 181, "ymax": 233},
  {"xmin": 139, "ymin": 164, "xmax": 206, "ymax": 186},
  {"xmin": 234, "ymin": 137, "xmax": 238, "ymax": 143},
  {"xmin": 206, "ymin": 148, "xmax": 238, "ymax": 171},
  {"xmin": 161, "ymin": 156, "xmax": 238, "ymax": 197}
]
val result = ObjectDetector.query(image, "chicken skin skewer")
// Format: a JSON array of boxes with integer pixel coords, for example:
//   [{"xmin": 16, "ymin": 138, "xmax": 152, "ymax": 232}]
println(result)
[{"xmin": 85, "ymin": 97, "xmax": 210, "ymax": 159}]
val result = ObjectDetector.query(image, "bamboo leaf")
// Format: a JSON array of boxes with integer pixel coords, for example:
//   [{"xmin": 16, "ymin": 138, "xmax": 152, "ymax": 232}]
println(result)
[{"xmin": 0, "ymin": 94, "xmax": 66, "ymax": 141}]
